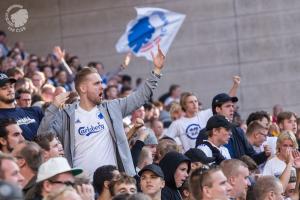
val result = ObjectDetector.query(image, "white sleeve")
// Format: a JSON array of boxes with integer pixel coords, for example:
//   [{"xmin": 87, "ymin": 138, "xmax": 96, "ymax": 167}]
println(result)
[
  {"xmin": 262, "ymin": 159, "xmax": 274, "ymax": 176},
  {"xmin": 165, "ymin": 120, "xmax": 180, "ymax": 138},
  {"xmin": 199, "ymin": 108, "xmax": 213, "ymax": 126},
  {"xmin": 198, "ymin": 144, "xmax": 213, "ymax": 157}
]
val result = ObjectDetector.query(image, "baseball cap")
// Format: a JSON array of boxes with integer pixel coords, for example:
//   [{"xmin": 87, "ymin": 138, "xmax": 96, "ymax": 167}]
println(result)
[
  {"xmin": 138, "ymin": 164, "xmax": 164, "ymax": 179},
  {"xmin": 0, "ymin": 180, "xmax": 23, "ymax": 200},
  {"xmin": 0, "ymin": 73, "xmax": 16, "ymax": 87},
  {"xmin": 184, "ymin": 148, "xmax": 215, "ymax": 164},
  {"xmin": 212, "ymin": 93, "xmax": 238, "ymax": 110},
  {"xmin": 37, "ymin": 157, "xmax": 83, "ymax": 183},
  {"xmin": 206, "ymin": 115, "xmax": 233, "ymax": 131}
]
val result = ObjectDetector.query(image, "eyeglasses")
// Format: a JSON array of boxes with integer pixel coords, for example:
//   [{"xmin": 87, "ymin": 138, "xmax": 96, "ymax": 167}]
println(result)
[{"xmin": 49, "ymin": 180, "xmax": 75, "ymax": 187}]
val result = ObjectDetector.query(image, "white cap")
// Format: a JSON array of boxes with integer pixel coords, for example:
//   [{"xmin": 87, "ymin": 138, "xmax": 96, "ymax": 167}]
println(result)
[{"xmin": 36, "ymin": 157, "xmax": 83, "ymax": 183}]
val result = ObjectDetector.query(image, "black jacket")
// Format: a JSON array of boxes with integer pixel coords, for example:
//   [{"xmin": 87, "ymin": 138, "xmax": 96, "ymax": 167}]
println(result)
[
  {"xmin": 196, "ymin": 126, "xmax": 268, "ymax": 165},
  {"xmin": 159, "ymin": 152, "xmax": 191, "ymax": 200}
]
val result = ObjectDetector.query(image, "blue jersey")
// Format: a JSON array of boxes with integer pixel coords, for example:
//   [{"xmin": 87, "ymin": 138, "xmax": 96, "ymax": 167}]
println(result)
[{"xmin": 0, "ymin": 107, "xmax": 44, "ymax": 140}]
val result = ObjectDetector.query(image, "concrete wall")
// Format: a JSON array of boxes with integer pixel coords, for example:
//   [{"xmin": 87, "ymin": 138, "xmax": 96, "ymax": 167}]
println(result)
[{"xmin": 1, "ymin": 0, "xmax": 300, "ymax": 119}]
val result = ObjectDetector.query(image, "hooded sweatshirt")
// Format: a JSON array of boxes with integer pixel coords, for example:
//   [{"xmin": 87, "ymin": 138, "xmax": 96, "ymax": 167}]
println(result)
[{"xmin": 159, "ymin": 151, "xmax": 191, "ymax": 200}]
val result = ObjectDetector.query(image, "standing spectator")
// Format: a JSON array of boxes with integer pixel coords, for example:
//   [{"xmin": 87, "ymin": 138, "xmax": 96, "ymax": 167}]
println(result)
[
  {"xmin": 159, "ymin": 151, "xmax": 191, "ymax": 200},
  {"xmin": 166, "ymin": 92, "xmax": 213, "ymax": 152},
  {"xmin": 272, "ymin": 104, "xmax": 283, "ymax": 123},
  {"xmin": 197, "ymin": 115, "xmax": 233, "ymax": 164},
  {"xmin": 277, "ymin": 111, "xmax": 298, "ymax": 134},
  {"xmin": 184, "ymin": 148, "xmax": 215, "ymax": 170},
  {"xmin": 196, "ymin": 93, "xmax": 269, "ymax": 165},
  {"xmin": 32, "ymin": 71, "xmax": 46, "ymax": 92},
  {"xmin": 37, "ymin": 46, "xmax": 165, "ymax": 178},
  {"xmin": 0, "ymin": 73, "xmax": 44, "ymax": 140},
  {"xmin": 164, "ymin": 84, "xmax": 181, "ymax": 106}
]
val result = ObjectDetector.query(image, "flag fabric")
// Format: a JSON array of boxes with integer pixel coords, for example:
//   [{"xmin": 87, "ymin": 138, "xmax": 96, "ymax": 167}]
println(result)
[{"xmin": 116, "ymin": 7, "xmax": 186, "ymax": 61}]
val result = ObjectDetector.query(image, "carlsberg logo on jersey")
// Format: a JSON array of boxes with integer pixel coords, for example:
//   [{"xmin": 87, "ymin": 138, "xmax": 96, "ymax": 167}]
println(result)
[{"xmin": 78, "ymin": 124, "xmax": 105, "ymax": 136}]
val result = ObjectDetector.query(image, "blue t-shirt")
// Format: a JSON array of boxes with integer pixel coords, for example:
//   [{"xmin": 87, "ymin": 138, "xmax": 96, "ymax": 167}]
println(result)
[{"xmin": 0, "ymin": 107, "xmax": 44, "ymax": 140}]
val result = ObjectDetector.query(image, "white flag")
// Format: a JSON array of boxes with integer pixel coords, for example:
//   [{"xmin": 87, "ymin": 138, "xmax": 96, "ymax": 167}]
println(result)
[{"xmin": 116, "ymin": 7, "xmax": 186, "ymax": 61}]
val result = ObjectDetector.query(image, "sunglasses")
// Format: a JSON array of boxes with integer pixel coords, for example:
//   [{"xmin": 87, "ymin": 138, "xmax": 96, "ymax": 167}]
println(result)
[{"xmin": 49, "ymin": 180, "xmax": 75, "ymax": 187}]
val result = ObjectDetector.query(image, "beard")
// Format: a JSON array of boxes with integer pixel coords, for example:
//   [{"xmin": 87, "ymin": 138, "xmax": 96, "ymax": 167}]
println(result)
[{"xmin": 0, "ymin": 95, "xmax": 15, "ymax": 104}]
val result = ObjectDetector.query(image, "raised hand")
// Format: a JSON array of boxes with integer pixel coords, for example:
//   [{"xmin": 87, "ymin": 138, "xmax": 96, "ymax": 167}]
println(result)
[
  {"xmin": 76, "ymin": 184, "xmax": 95, "ymax": 200},
  {"xmin": 53, "ymin": 92, "xmax": 70, "ymax": 108},
  {"xmin": 121, "ymin": 52, "xmax": 132, "ymax": 70},
  {"xmin": 233, "ymin": 75, "xmax": 241, "ymax": 86},
  {"xmin": 151, "ymin": 44, "xmax": 166, "ymax": 74},
  {"xmin": 293, "ymin": 150, "xmax": 300, "ymax": 168},
  {"xmin": 53, "ymin": 46, "xmax": 65, "ymax": 62}
]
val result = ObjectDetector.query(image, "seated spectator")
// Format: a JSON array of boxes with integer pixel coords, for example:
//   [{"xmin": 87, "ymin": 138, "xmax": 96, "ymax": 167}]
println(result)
[
  {"xmin": 184, "ymin": 148, "xmax": 215, "ymax": 170},
  {"xmin": 54, "ymin": 70, "xmax": 72, "ymax": 92},
  {"xmin": 155, "ymin": 138, "xmax": 179, "ymax": 163},
  {"xmin": 263, "ymin": 131, "xmax": 298, "ymax": 178},
  {"xmin": 139, "ymin": 164, "xmax": 165, "ymax": 200},
  {"xmin": 136, "ymin": 148, "xmax": 153, "ymax": 173},
  {"xmin": 34, "ymin": 133, "xmax": 64, "ymax": 161},
  {"xmin": 253, "ymin": 176, "xmax": 284, "ymax": 200},
  {"xmin": 93, "ymin": 165, "xmax": 120, "ymax": 200},
  {"xmin": 26, "ymin": 157, "xmax": 82, "ymax": 200},
  {"xmin": 150, "ymin": 119, "xmax": 164, "ymax": 140},
  {"xmin": 0, "ymin": 153, "xmax": 24, "ymax": 188},
  {"xmin": 45, "ymin": 186, "xmax": 82, "ymax": 200},
  {"xmin": 0, "ymin": 118, "xmax": 24, "ymax": 153},
  {"xmin": 12, "ymin": 141, "xmax": 43, "ymax": 194},
  {"xmin": 220, "ymin": 159, "xmax": 250, "ymax": 200},
  {"xmin": 109, "ymin": 173, "xmax": 137, "ymax": 197},
  {"xmin": 189, "ymin": 166, "xmax": 232, "ymax": 200},
  {"xmin": 15, "ymin": 88, "xmax": 32, "ymax": 107},
  {"xmin": 0, "ymin": 180, "xmax": 24, "ymax": 200}
]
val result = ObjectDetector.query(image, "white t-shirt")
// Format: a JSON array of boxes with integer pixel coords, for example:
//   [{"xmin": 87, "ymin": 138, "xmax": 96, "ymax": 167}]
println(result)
[
  {"xmin": 263, "ymin": 156, "xmax": 296, "ymax": 178},
  {"xmin": 198, "ymin": 141, "xmax": 231, "ymax": 159},
  {"xmin": 73, "ymin": 106, "xmax": 117, "ymax": 179},
  {"xmin": 166, "ymin": 109, "xmax": 212, "ymax": 152}
]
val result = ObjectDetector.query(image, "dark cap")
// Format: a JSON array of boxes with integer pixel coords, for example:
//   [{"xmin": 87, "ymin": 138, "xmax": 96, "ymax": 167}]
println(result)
[
  {"xmin": 0, "ymin": 73, "xmax": 16, "ymax": 87},
  {"xmin": 212, "ymin": 93, "xmax": 238, "ymax": 110},
  {"xmin": 138, "ymin": 164, "xmax": 164, "ymax": 179},
  {"xmin": 206, "ymin": 115, "xmax": 233, "ymax": 131},
  {"xmin": 184, "ymin": 148, "xmax": 215, "ymax": 164}
]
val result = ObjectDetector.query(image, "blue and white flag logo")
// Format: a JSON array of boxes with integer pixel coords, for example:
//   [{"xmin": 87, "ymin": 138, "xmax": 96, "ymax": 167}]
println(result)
[{"xmin": 116, "ymin": 7, "xmax": 186, "ymax": 61}]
